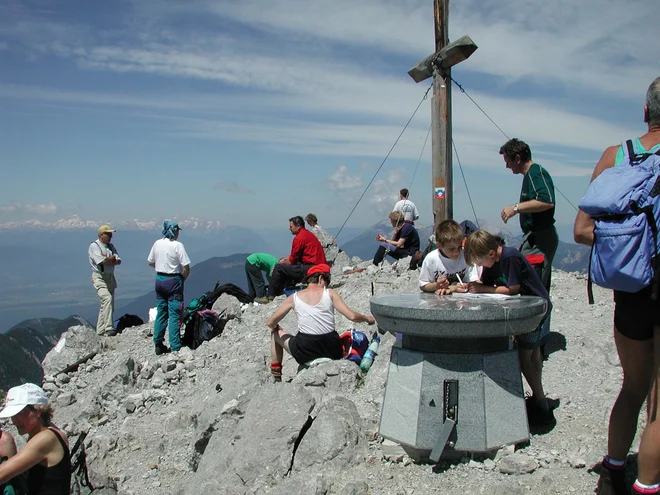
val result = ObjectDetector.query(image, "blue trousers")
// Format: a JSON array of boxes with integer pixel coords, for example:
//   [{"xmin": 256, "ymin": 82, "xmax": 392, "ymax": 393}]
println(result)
[{"xmin": 153, "ymin": 273, "xmax": 184, "ymax": 351}]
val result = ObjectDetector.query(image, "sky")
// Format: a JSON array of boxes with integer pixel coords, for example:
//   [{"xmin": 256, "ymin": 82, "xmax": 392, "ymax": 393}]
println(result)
[{"xmin": 0, "ymin": 0, "xmax": 658, "ymax": 238}]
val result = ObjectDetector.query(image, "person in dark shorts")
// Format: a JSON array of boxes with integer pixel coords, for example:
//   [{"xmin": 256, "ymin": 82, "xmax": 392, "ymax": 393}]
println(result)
[
  {"xmin": 265, "ymin": 264, "xmax": 375, "ymax": 381},
  {"xmin": 574, "ymin": 76, "xmax": 660, "ymax": 495},
  {"xmin": 0, "ymin": 383, "xmax": 71, "ymax": 495},
  {"xmin": 464, "ymin": 230, "xmax": 555, "ymax": 431}
]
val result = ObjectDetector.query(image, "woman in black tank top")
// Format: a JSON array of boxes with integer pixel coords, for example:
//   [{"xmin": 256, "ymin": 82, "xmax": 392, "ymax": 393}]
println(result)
[{"xmin": 0, "ymin": 383, "xmax": 71, "ymax": 495}]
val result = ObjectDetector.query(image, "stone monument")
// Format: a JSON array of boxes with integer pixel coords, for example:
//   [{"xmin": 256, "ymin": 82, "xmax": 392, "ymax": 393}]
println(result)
[{"xmin": 370, "ymin": 292, "xmax": 547, "ymax": 461}]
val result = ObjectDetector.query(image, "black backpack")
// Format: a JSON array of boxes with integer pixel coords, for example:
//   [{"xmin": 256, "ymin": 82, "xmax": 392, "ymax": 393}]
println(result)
[
  {"xmin": 114, "ymin": 314, "xmax": 144, "ymax": 333},
  {"xmin": 182, "ymin": 310, "xmax": 227, "ymax": 350}
]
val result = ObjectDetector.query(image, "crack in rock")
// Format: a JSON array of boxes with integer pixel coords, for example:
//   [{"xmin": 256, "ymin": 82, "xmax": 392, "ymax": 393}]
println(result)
[{"xmin": 287, "ymin": 415, "xmax": 315, "ymax": 476}]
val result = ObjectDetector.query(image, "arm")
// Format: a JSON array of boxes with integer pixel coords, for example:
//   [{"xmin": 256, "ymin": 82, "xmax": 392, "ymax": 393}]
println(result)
[
  {"xmin": 574, "ymin": 145, "xmax": 619, "ymax": 245},
  {"xmin": 0, "ymin": 431, "xmax": 53, "ymax": 485},
  {"xmin": 502, "ymin": 200, "xmax": 554, "ymax": 224},
  {"xmin": 181, "ymin": 265, "xmax": 190, "ymax": 281},
  {"xmin": 266, "ymin": 296, "xmax": 295, "ymax": 330},
  {"xmin": 288, "ymin": 235, "xmax": 304, "ymax": 264},
  {"xmin": 468, "ymin": 282, "xmax": 520, "ymax": 295},
  {"xmin": 329, "ymin": 290, "xmax": 375, "ymax": 324},
  {"xmin": 0, "ymin": 431, "xmax": 17, "ymax": 458}
]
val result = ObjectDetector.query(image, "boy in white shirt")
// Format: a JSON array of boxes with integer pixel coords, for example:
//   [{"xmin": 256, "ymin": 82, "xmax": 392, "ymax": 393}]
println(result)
[{"xmin": 419, "ymin": 220, "xmax": 480, "ymax": 295}]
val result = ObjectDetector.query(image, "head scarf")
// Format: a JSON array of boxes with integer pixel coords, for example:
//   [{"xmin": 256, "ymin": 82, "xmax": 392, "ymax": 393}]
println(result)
[{"xmin": 162, "ymin": 221, "xmax": 180, "ymax": 240}]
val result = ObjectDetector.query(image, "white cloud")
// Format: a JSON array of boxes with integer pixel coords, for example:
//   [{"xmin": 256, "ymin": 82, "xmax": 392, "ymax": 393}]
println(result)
[
  {"xmin": 0, "ymin": 201, "xmax": 58, "ymax": 215},
  {"xmin": 326, "ymin": 165, "xmax": 363, "ymax": 193},
  {"xmin": 368, "ymin": 169, "xmax": 405, "ymax": 216}
]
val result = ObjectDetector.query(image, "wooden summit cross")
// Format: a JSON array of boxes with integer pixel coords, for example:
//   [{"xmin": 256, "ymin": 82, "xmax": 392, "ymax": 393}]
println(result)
[{"xmin": 408, "ymin": 0, "xmax": 477, "ymax": 224}]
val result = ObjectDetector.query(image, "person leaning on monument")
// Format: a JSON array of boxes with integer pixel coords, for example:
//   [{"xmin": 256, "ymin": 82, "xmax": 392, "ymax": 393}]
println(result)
[
  {"xmin": 392, "ymin": 188, "xmax": 419, "ymax": 225},
  {"xmin": 0, "ymin": 384, "xmax": 71, "ymax": 495},
  {"xmin": 88, "ymin": 224, "xmax": 121, "ymax": 337},
  {"xmin": 265, "ymin": 264, "xmax": 375, "ymax": 382},
  {"xmin": 147, "ymin": 221, "xmax": 191, "ymax": 355},
  {"xmin": 255, "ymin": 216, "xmax": 326, "ymax": 304},
  {"xmin": 574, "ymin": 76, "xmax": 660, "ymax": 495}
]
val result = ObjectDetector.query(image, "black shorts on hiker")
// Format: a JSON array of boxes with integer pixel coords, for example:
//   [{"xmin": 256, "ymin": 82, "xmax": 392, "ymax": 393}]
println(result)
[
  {"xmin": 614, "ymin": 285, "xmax": 660, "ymax": 341},
  {"xmin": 288, "ymin": 331, "xmax": 343, "ymax": 365}
]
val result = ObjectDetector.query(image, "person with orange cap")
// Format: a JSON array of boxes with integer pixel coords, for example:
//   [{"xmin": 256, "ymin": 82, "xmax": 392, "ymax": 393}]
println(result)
[{"xmin": 265, "ymin": 264, "xmax": 375, "ymax": 381}]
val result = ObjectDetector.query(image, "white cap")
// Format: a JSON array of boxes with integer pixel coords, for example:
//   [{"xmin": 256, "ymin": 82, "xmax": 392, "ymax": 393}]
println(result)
[{"xmin": 0, "ymin": 383, "xmax": 48, "ymax": 418}]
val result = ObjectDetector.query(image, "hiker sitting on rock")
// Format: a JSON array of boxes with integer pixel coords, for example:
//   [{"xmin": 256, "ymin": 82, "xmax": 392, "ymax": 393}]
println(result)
[
  {"xmin": 373, "ymin": 211, "xmax": 420, "ymax": 268},
  {"xmin": 265, "ymin": 264, "xmax": 375, "ymax": 381},
  {"xmin": 0, "ymin": 384, "xmax": 71, "ymax": 495},
  {"xmin": 419, "ymin": 220, "xmax": 480, "ymax": 295}
]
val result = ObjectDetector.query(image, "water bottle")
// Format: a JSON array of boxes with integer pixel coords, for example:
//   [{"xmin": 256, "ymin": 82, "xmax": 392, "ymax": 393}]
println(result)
[{"xmin": 360, "ymin": 335, "xmax": 381, "ymax": 372}]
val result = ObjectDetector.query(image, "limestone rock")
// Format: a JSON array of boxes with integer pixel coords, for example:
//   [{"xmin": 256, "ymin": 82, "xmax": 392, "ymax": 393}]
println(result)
[
  {"xmin": 42, "ymin": 325, "xmax": 100, "ymax": 377},
  {"xmin": 211, "ymin": 293, "xmax": 242, "ymax": 320},
  {"xmin": 497, "ymin": 453, "xmax": 538, "ymax": 475}
]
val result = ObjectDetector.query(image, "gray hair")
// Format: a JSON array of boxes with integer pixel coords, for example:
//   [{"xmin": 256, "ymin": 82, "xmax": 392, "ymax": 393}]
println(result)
[{"xmin": 646, "ymin": 77, "xmax": 660, "ymax": 128}]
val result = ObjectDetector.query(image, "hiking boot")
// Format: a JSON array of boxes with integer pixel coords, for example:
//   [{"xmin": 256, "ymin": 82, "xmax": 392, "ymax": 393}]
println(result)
[
  {"xmin": 105, "ymin": 330, "xmax": 117, "ymax": 337},
  {"xmin": 255, "ymin": 296, "xmax": 274, "ymax": 304},
  {"xmin": 595, "ymin": 464, "xmax": 626, "ymax": 495},
  {"xmin": 155, "ymin": 343, "xmax": 171, "ymax": 356}
]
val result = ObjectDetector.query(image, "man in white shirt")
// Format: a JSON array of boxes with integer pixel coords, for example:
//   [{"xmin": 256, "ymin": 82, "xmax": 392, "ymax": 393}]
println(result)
[
  {"xmin": 147, "ymin": 221, "xmax": 191, "ymax": 355},
  {"xmin": 89, "ymin": 224, "xmax": 121, "ymax": 337},
  {"xmin": 392, "ymin": 188, "xmax": 419, "ymax": 225}
]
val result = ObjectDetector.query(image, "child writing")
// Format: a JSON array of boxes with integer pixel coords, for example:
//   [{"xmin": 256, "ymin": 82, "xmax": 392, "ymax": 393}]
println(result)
[
  {"xmin": 419, "ymin": 220, "xmax": 480, "ymax": 295},
  {"xmin": 463, "ymin": 229, "xmax": 555, "ymax": 430}
]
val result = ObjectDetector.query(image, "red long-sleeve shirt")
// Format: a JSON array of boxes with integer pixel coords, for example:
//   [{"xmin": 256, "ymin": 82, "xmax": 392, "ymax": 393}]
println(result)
[{"xmin": 289, "ymin": 228, "xmax": 326, "ymax": 265}]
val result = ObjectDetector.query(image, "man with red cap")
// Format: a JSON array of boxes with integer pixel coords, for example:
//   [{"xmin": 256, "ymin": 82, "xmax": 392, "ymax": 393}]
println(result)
[
  {"xmin": 265, "ymin": 264, "xmax": 375, "ymax": 381},
  {"xmin": 255, "ymin": 215, "xmax": 326, "ymax": 304}
]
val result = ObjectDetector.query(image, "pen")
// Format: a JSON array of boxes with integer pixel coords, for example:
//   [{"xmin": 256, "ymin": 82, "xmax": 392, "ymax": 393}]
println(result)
[{"xmin": 456, "ymin": 273, "xmax": 464, "ymax": 287}]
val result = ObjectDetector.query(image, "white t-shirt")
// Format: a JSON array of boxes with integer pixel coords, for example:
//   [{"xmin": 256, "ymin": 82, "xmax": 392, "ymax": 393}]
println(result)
[
  {"xmin": 418, "ymin": 249, "xmax": 480, "ymax": 287},
  {"xmin": 147, "ymin": 238, "xmax": 191, "ymax": 274},
  {"xmin": 392, "ymin": 199, "xmax": 419, "ymax": 223},
  {"xmin": 89, "ymin": 240, "xmax": 120, "ymax": 274}
]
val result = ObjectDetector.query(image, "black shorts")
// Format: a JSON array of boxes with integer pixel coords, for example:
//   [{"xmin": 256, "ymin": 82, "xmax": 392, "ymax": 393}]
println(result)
[
  {"xmin": 288, "ymin": 331, "xmax": 343, "ymax": 365},
  {"xmin": 614, "ymin": 286, "xmax": 660, "ymax": 341}
]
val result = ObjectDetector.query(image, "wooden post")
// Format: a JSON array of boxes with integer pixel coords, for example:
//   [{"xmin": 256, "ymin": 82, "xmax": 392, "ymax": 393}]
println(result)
[{"xmin": 432, "ymin": 0, "xmax": 452, "ymax": 225}]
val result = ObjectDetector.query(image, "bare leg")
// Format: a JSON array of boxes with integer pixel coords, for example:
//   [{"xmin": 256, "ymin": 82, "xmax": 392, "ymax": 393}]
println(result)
[
  {"xmin": 636, "ymin": 324, "xmax": 660, "ymax": 485},
  {"xmin": 271, "ymin": 328, "xmax": 292, "ymax": 364},
  {"xmin": 519, "ymin": 347, "xmax": 546, "ymax": 405},
  {"xmin": 607, "ymin": 326, "xmax": 654, "ymax": 460}
]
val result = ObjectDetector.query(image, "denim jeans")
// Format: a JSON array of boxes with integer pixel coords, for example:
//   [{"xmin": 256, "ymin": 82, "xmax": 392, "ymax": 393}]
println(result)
[{"xmin": 153, "ymin": 273, "xmax": 183, "ymax": 351}]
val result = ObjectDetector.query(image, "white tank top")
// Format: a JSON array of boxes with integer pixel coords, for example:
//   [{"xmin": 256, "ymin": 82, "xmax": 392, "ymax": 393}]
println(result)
[{"xmin": 294, "ymin": 288, "xmax": 335, "ymax": 335}]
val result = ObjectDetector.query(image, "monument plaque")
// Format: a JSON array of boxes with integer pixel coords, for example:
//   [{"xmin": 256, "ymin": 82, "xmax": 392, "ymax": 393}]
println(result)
[{"xmin": 370, "ymin": 292, "xmax": 547, "ymax": 460}]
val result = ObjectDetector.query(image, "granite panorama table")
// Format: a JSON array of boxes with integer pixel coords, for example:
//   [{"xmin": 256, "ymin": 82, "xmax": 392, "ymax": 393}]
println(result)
[{"xmin": 370, "ymin": 292, "xmax": 548, "ymax": 461}]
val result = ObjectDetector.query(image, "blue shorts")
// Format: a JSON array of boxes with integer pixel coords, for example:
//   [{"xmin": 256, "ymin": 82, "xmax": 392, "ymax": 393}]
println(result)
[{"xmin": 516, "ymin": 315, "xmax": 550, "ymax": 350}]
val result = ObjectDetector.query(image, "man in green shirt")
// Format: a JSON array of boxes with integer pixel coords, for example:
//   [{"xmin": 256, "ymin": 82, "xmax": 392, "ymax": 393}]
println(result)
[
  {"xmin": 499, "ymin": 138, "xmax": 558, "ymax": 294},
  {"xmin": 245, "ymin": 253, "xmax": 278, "ymax": 299}
]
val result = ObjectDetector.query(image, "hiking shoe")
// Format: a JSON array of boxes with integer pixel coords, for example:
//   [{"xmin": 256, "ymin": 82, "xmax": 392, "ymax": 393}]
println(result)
[
  {"xmin": 255, "ymin": 296, "xmax": 274, "ymax": 304},
  {"xmin": 595, "ymin": 463, "xmax": 626, "ymax": 495},
  {"xmin": 155, "ymin": 343, "xmax": 170, "ymax": 356},
  {"xmin": 105, "ymin": 330, "xmax": 117, "ymax": 337},
  {"xmin": 526, "ymin": 400, "xmax": 556, "ymax": 432}
]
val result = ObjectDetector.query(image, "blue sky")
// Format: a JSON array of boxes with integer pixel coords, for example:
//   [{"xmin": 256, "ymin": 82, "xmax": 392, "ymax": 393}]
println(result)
[{"xmin": 0, "ymin": 0, "xmax": 657, "ymax": 238}]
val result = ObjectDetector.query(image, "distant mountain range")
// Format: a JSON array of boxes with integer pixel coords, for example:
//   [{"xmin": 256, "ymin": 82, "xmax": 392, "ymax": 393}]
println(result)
[{"xmin": 0, "ymin": 315, "xmax": 92, "ymax": 390}]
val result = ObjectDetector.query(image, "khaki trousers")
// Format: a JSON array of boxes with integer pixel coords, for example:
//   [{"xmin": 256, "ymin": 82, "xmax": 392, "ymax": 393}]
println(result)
[{"xmin": 92, "ymin": 271, "xmax": 117, "ymax": 335}]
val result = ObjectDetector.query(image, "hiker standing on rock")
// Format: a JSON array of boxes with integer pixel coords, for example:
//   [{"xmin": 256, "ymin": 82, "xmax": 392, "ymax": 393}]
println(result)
[
  {"xmin": 0, "ymin": 383, "xmax": 71, "ymax": 495},
  {"xmin": 499, "ymin": 139, "xmax": 558, "ymax": 297},
  {"xmin": 89, "ymin": 224, "xmax": 121, "ymax": 337},
  {"xmin": 148, "ymin": 221, "xmax": 191, "ymax": 355},
  {"xmin": 265, "ymin": 264, "xmax": 375, "ymax": 381},
  {"xmin": 392, "ymin": 188, "xmax": 419, "ymax": 225},
  {"xmin": 574, "ymin": 77, "xmax": 660, "ymax": 495}
]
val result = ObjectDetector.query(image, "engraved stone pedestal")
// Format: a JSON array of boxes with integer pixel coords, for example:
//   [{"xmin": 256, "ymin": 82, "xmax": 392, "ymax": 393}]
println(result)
[{"xmin": 370, "ymin": 293, "xmax": 547, "ymax": 460}]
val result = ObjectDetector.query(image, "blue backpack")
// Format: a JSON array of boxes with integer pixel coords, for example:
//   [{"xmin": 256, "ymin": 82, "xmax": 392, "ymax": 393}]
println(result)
[{"xmin": 578, "ymin": 140, "xmax": 660, "ymax": 303}]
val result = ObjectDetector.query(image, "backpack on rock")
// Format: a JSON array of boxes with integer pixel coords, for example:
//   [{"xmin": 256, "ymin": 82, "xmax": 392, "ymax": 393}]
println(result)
[{"xmin": 579, "ymin": 140, "xmax": 660, "ymax": 303}]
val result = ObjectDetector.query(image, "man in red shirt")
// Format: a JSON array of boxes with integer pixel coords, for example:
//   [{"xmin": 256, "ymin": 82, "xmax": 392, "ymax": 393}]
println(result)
[{"xmin": 255, "ymin": 216, "xmax": 326, "ymax": 303}]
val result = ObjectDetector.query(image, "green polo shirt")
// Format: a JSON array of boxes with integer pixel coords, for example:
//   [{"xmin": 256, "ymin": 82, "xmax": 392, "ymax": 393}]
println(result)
[
  {"xmin": 519, "ymin": 163, "xmax": 555, "ymax": 233},
  {"xmin": 246, "ymin": 253, "xmax": 278, "ymax": 275}
]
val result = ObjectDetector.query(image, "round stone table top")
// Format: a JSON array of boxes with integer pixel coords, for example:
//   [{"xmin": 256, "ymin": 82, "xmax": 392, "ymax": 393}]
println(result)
[{"xmin": 370, "ymin": 292, "xmax": 548, "ymax": 338}]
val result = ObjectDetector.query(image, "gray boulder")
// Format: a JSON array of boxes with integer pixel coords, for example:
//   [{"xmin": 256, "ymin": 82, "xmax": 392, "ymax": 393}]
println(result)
[{"xmin": 42, "ymin": 325, "xmax": 100, "ymax": 378}]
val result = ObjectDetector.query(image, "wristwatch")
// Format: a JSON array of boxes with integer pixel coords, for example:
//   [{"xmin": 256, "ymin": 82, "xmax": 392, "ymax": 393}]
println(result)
[{"xmin": 513, "ymin": 203, "xmax": 519, "ymax": 214}]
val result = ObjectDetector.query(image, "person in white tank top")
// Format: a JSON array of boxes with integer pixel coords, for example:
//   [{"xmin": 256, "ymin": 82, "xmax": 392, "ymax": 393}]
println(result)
[{"xmin": 266, "ymin": 264, "xmax": 376, "ymax": 381}]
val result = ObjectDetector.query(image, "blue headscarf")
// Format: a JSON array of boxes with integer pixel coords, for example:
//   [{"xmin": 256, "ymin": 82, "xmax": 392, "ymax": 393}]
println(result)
[{"xmin": 162, "ymin": 221, "xmax": 180, "ymax": 240}]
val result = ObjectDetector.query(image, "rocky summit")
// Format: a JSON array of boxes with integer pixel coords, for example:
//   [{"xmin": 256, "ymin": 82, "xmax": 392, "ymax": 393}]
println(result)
[{"xmin": 7, "ymin": 252, "xmax": 638, "ymax": 494}]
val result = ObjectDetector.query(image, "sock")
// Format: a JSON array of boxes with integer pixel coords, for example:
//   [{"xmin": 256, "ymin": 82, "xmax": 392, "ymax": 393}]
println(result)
[
  {"xmin": 603, "ymin": 456, "xmax": 625, "ymax": 469},
  {"xmin": 632, "ymin": 481, "xmax": 660, "ymax": 494}
]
